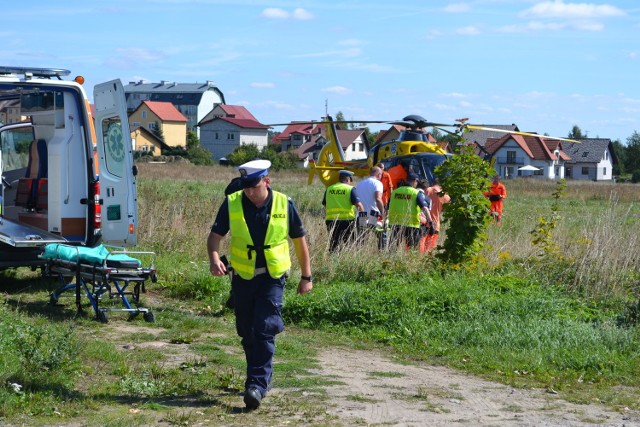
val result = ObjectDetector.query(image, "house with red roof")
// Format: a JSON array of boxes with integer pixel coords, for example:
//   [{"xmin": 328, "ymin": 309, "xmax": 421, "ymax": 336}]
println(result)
[
  {"xmin": 198, "ymin": 104, "xmax": 269, "ymax": 161},
  {"xmin": 294, "ymin": 129, "xmax": 368, "ymax": 167},
  {"xmin": 484, "ymin": 133, "xmax": 571, "ymax": 179},
  {"xmin": 274, "ymin": 121, "xmax": 367, "ymax": 167},
  {"xmin": 128, "ymin": 100, "xmax": 188, "ymax": 149}
]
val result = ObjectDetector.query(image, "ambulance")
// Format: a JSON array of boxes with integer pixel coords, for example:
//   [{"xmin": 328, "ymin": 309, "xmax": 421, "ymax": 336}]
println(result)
[{"xmin": 0, "ymin": 66, "xmax": 137, "ymax": 270}]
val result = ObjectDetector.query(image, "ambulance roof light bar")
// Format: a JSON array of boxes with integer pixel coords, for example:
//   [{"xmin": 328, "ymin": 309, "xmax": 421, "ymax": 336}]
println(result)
[{"xmin": 0, "ymin": 66, "xmax": 71, "ymax": 80}]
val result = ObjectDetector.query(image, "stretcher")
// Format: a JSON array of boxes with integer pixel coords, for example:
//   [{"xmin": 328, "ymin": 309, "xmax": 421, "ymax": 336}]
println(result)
[{"xmin": 42, "ymin": 243, "xmax": 158, "ymax": 323}]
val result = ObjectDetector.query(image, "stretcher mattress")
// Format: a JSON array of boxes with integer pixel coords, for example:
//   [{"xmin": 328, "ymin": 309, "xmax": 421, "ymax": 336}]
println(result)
[{"xmin": 42, "ymin": 244, "xmax": 142, "ymax": 268}]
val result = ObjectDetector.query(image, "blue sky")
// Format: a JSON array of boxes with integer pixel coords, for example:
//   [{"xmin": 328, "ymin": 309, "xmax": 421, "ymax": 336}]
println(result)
[{"xmin": 2, "ymin": 0, "xmax": 639, "ymax": 142}]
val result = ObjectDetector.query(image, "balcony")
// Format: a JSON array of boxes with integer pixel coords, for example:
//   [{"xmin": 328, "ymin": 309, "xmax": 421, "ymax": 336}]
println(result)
[{"xmin": 495, "ymin": 156, "xmax": 524, "ymax": 165}]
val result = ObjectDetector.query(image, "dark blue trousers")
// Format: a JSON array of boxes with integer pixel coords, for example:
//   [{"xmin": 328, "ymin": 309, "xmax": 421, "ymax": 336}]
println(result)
[{"xmin": 231, "ymin": 272, "xmax": 285, "ymax": 397}]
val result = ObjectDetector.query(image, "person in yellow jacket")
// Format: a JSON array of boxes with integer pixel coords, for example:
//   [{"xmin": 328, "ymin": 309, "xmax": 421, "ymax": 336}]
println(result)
[
  {"xmin": 322, "ymin": 170, "xmax": 364, "ymax": 252},
  {"xmin": 388, "ymin": 173, "xmax": 433, "ymax": 250},
  {"xmin": 207, "ymin": 159, "xmax": 312, "ymax": 411}
]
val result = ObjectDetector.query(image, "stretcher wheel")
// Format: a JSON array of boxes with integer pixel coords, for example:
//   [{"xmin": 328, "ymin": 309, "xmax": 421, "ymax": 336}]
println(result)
[
  {"xmin": 143, "ymin": 311, "xmax": 155, "ymax": 323},
  {"xmin": 97, "ymin": 311, "xmax": 109, "ymax": 324},
  {"xmin": 49, "ymin": 294, "xmax": 59, "ymax": 305}
]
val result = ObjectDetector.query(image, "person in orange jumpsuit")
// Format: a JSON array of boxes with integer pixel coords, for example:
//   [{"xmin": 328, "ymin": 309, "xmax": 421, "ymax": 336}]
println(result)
[
  {"xmin": 387, "ymin": 162, "xmax": 408, "ymax": 190},
  {"xmin": 420, "ymin": 179, "xmax": 451, "ymax": 252},
  {"xmin": 484, "ymin": 175, "xmax": 507, "ymax": 223},
  {"xmin": 377, "ymin": 162, "xmax": 393, "ymax": 209}
]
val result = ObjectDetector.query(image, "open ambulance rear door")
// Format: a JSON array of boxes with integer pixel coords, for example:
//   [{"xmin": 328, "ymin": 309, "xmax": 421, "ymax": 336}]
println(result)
[{"xmin": 93, "ymin": 80, "xmax": 138, "ymax": 246}]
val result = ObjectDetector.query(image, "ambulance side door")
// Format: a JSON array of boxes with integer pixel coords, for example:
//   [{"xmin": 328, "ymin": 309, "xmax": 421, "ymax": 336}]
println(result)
[{"xmin": 93, "ymin": 80, "xmax": 138, "ymax": 246}]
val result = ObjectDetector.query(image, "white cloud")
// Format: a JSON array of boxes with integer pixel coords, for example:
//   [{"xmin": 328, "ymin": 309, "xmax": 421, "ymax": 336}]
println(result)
[
  {"xmin": 115, "ymin": 48, "xmax": 164, "ymax": 62},
  {"xmin": 292, "ymin": 8, "xmax": 314, "ymax": 20},
  {"xmin": 261, "ymin": 7, "xmax": 314, "ymax": 20},
  {"xmin": 443, "ymin": 3, "xmax": 470, "ymax": 13},
  {"xmin": 250, "ymin": 82, "xmax": 275, "ymax": 88},
  {"xmin": 261, "ymin": 8, "xmax": 288, "ymax": 19},
  {"xmin": 521, "ymin": 1, "xmax": 625, "ymax": 19},
  {"xmin": 499, "ymin": 20, "xmax": 602, "ymax": 33},
  {"xmin": 460, "ymin": 101, "xmax": 473, "ymax": 108},
  {"xmin": 456, "ymin": 26, "xmax": 481, "ymax": 35},
  {"xmin": 321, "ymin": 86, "xmax": 352, "ymax": 95},
  {"xmin": 443, "ymin": 92, "xmax": 468, "ymax": 98}
]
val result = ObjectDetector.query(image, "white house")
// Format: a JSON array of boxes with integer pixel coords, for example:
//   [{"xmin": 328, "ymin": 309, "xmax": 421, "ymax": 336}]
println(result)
[
  {"xmin": 484, "ymin": 134, "xmax": 570, "ymax": 179},
  {"xmin": 198, "ymin": 105, "xmax": 269, "ymax": 161},
  {"xmin": 562, "ymin": 138, "xmax": 616, "ymax": 181}
]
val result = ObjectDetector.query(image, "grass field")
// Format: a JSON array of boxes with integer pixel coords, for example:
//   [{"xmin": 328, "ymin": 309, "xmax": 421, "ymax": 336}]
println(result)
[{"xmin": 1, "ymin": 162, "xmax": 639, "ymax": 425}]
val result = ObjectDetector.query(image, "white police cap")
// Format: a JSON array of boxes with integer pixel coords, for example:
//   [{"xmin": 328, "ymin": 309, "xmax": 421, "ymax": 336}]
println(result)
[{"xmin": 237, "ymin": 159, "xmax": 271, "ymax": 187}]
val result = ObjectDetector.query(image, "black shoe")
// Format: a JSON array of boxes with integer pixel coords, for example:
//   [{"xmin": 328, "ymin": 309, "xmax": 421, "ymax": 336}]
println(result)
[{"xmin": 244, "ymin": 387, "xmax": 262, "ymax": 410}]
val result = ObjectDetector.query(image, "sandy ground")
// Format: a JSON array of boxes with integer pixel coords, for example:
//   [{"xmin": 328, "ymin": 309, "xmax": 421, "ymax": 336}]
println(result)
[{"xmin": 310, "ymin": 348, "xmax": 640, "ymax": 427}]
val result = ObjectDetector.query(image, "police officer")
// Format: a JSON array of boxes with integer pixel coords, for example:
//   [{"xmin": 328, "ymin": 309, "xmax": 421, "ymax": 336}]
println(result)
[
  {"xmin": 322, "ymin": 170, "xmax": 364, "ymax": 252},
  {"xmin": 207, "ymin": 159, "xmax": 313, "ymax": 410},
  {"xmin": 387, "ymin": 173, "xmax": 433, "ymax": 250}
]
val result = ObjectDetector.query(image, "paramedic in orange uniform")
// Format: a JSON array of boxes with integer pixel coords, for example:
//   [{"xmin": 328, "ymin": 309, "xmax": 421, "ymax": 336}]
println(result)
[
  {"xmin": 484, "ymin": 175, "xmax": 507, "ymax": 223},
  {"xmin": 420, "ymin": 179, "xmax": 451, "ymax": 252},
  {"xmin": 387, "ymin": 162, "xmax": 408, "ymax": 190},
  {"xmin": 377, "ymin": 163, "xmax": 393, "ymax": 209}
]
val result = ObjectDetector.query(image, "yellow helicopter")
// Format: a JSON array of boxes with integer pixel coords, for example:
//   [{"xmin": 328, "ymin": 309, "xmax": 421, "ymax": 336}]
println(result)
[{"xmin": 271, "ymin": 114, "xmax": 576, "ymax": 188}]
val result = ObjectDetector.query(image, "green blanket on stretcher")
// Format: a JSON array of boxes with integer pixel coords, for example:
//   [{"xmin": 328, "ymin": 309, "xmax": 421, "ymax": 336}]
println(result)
[{"xmin": 42, "ymin": 244, "xmax": 142, "ymax": 268}]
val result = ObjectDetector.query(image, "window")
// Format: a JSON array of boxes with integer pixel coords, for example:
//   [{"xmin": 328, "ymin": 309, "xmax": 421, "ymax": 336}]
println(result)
[
  {"xmin": 215, "ymin": 132, "xmax": 219, "ymax": 140},
  {"xmin": 582, "ymin": 167, "xmax": 589, "ymax": 175},
  {"xmin": 102, "ymin": 118, "xmax": 125, "ymax": 178},
  {"xmin": 582, "ymin": 152, "xmax": 589, "ymax": 157},
  {"xmin": 603, "ymin": 167, "xmax": 607, "ymax": 175},
  {"xmin": 142, "ymin": 111, "xmax": 147, "ymax": 119},
  {"xmin": 147, "ymin": 122, "xmax": 156, "ymax": 130},
  {"xmin": 352, "ymin": 144, "xmax": 356, "ymax": 152},
  {"xmin": 359, "ymin": 143, "xmax": 364, "ymax": 151},
  {"xmin": 534, "ymin": 169, "xmax": 543, "ymax": 176},
  {"xmin": 604, "ymin": 151, "xmax": 608, "ymax": 160},
  {"xmin": 506, "ymin": 151, "xmax": 516, "ymax": 163},
  {"xmin": 132, "ymin": 121, "xmax": 140, "ymax": 128}
]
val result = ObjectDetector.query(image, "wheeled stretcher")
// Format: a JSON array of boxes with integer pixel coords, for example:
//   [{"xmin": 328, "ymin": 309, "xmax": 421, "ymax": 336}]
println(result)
[{"xmin": 42, "ymin": 243, "xmax": 158, "ymax": 323}]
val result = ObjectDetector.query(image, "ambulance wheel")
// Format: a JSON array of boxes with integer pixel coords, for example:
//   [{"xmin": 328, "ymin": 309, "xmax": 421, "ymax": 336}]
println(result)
[
  {"xmin": 143, "ymin": 311, "xmax": 155, "ymax": 323},
  {"xmin": 97, "ymin": 311, "xmax": 109, "ymax": 324},
  {"xmin": 151, "ymin": 272, "xmax": 158, "ymax": 283}
]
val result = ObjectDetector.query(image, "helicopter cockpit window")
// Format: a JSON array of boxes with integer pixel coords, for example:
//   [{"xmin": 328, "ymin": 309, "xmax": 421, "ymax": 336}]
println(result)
[{"xmin": 420, "ymin": 154, "xmax": 450, "ymax": 185}]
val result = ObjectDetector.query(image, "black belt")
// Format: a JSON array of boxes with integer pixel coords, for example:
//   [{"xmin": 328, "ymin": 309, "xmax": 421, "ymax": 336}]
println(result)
[{"xmin": 246, "ymin": 244, "xmax": 271, "ymax": 260}]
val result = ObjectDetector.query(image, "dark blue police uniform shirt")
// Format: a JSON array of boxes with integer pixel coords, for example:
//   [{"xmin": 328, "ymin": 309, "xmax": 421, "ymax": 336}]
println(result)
[
  {"xmin": 211, "ymin": 188, "xmax": 306, "ymax": 269},
  {"xmin": 416, "ymin": 191, "xmax": 431, "ymax": 210}
]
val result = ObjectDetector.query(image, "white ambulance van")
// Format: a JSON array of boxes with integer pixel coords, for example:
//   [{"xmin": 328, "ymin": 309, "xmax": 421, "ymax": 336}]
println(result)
[{"xmin": 0, "ymin": 66, "xmax": 138, "ymax": 270}]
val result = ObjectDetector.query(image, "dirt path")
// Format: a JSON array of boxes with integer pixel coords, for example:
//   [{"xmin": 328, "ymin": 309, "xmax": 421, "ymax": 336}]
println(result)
[{"xmin": 311, "ymin": 349, "xmax": 640, "ymax": 427}]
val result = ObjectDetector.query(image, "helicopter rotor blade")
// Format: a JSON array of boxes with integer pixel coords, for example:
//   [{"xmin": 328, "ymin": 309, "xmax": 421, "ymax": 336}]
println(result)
[{"xmin": 464, "ymin": 125, "xmax": 580, "ymax": 143}]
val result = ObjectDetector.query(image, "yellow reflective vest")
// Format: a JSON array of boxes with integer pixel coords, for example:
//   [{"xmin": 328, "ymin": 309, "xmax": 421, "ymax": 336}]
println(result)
[
  {"xmin": 325, "ymin": 182, "xmax": 356, "ymax": 220},
  {"xmin": 228, "ymin": 191, "xmax": 291, "ymax": 280},
  {"xmin": 388, "ymin": 186, "xmax": 421, "ymax": 228}
]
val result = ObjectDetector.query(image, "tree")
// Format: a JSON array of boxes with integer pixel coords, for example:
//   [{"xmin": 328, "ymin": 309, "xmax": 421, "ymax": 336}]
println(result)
[
  {"xmin": 434, "ymin": 145, "xmax": 495, "ymax": 264},
  {"xmin": 624, "ymin": 131, "xmax": 640, "ymax": 182},
  {"xmin": 567, "ymin": 125, "xmax": 585, "ymax": 140},
  {"xmin": 152, "ymin": 123, "xmax": 165, "ymax": 143},
  {"xmin": 611, "ymin": 139, "xmax": 626, "ymax": 176}
]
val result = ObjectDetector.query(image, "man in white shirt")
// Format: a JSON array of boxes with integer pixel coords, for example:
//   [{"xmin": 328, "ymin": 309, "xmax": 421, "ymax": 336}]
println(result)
[{"xmin": 355, "ymin": 166, "xmax": 386, "ymax": 226}]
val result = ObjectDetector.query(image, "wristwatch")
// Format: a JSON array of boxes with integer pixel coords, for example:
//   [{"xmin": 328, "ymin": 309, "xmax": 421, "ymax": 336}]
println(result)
[{"xmin": 301, "ymin": 275, "xmax": 313, "ymax": 282}]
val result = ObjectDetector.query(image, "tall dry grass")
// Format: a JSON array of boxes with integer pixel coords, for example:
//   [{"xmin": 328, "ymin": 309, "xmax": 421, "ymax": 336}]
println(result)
[{"xmin": 136, "ymin": 163, "xmax": 640, "ymax": 297}]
